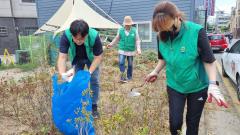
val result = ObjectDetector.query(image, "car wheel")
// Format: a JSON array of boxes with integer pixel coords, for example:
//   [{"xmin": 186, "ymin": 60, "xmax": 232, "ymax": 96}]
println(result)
[
  {"xmin": 237, "ymin": 75, "xmax": 240, "ymax": 102},
  {"xmin": 221, "ymin": 60, "xmax": 228, "ymax": 77}
]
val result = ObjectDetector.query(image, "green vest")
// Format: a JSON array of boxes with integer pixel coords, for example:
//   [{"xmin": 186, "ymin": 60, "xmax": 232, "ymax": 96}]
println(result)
[
  {"xmin": 159, "ymin": 21, "xmax": 209, "ymax": 93},
  {"xmin": 65, "ymin": 28, "xmax": 98, "ymax": 62},
  {"xmin": 119, "ymin": 27, "xmax": 136, "ymax": 51}
]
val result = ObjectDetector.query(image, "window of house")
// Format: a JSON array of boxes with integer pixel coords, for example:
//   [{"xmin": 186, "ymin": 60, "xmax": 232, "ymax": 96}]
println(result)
[
  {"xmin": 135, "ymin": 21, "xmax": 152, "ymax": 42},
  {"xmin": 22, "ymin": 0, "xmax": 35, "ymax": 3},
  {"xmin": 24, "ymin": 27, "xmax": 38, "ymax": 35},
  {"xmin": 0, "ymin": 27, "xmax": 8, "ymax": 37}
]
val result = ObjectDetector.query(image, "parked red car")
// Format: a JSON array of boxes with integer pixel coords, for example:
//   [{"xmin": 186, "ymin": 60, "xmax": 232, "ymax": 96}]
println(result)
[{"xmin": 208, "ymin": 34, "xmax": 228, "ymax": 51}]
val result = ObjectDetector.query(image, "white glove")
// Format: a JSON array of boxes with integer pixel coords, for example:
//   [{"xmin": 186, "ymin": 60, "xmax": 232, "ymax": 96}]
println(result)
[
  {"xmin": 61, "ymin": 68, "xmax": 74, "ymax": 82},
  {"xmin": 207, "ymin": 84, "xmax": 228, "ymax": 108}
]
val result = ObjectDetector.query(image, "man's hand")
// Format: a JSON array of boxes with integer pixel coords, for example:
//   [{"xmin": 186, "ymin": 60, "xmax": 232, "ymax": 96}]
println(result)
[
  {"xmin": 89, "ymin": 71, "xmax": 93, "ymax": 75},
  {"xmin": 61, "ymin": 68, "xmax": 74, "ymax": 82},
  {"xmin": 145, "ymin": 71, "xmax": 158, "ymax": 83},
  {"xmin": 89, "ymin": 54, "xmax": 102, "ymax": 75},
  {"xmin": 207, "ymin": 84, "xmax": 228, "ymax": 108},
  {"xmin": 106, "ymin": 44, "xmax": 112, "ymax": 49},
  {"xmin": 58, "ymin": 52, "xmax": 68, "ymax": 76}
]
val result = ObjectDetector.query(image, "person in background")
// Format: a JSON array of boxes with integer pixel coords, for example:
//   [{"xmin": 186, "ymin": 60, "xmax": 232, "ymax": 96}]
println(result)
[{"xmin": 107, "ymin": 16, "xmax": 141, "ymax": 83}]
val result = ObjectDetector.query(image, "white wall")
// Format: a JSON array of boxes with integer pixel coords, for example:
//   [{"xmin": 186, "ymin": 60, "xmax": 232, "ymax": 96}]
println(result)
[
  {"xmin": 12, "ymin": 0, "xmax": 37, "ymax": 18},
  {"xmin": 0, "ymin": 0, "xmax": 12, "ymax": 17},
  {"xmin": 237, "ymin": 0, "xmax": 240, "ymax": 28},
  {"xmin": 0, "ymin": 0, "xmax": 37, "ymax": 18}
]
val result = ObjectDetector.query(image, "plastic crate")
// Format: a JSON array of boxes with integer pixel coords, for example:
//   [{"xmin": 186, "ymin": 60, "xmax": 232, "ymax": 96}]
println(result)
[{"xmin": 15, "ymin": 50, "xmax": 30, "ymax": 64}]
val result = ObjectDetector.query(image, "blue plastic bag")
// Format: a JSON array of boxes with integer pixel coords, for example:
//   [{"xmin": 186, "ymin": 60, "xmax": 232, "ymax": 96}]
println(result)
[{"xmin": 52, "ymin": 70, "xmax": 95, "ymax": 135}]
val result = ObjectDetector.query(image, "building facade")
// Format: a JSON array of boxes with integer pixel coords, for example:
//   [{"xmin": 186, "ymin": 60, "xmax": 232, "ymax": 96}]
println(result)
[
  {"xmin": 236, "ymin": 0, "xmax": 240, "ymax": 38},
  {"xmin": 231, "ymin": 0, "xmax": 240, "ymax": 38},
  {"xmin": 194, "ymin": 0, "xmax": 216, "ymax": 29},
  {"xmin": 205, "ymin": 0, "xmax": 215, "ymax": 16},
  {"xmin": 0, "ymin": 0, "xmax": 38, "ymax": 54},
  {"xmin": 36, "ymin": 0, "xmax": 198, "ymax": 49},
  {"xmin": 215, "ymin": 11, "xmax": 231, "ymax": 31}
]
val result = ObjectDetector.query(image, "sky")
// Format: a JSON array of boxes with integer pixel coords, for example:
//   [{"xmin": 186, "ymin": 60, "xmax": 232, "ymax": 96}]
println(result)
[
  {"xmin": 208, "ymin": 0, "xmax": 236, "ymax": 24},
  {"xmin": 215, "ymin": 0, "xmax": 237, "ymax": 14}
]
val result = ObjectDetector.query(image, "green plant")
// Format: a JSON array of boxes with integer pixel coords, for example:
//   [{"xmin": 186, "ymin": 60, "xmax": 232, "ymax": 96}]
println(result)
[
  {"xmin": 0, "ymin": 49, "xmax": 170, "ymax": 134},
  {"xmin": 0, "ymin": 63, "xmax": 38, "ymax": 72},
  {"xmin": 0, "ymin": 65, "xmax": 59, "ymax": 134}
]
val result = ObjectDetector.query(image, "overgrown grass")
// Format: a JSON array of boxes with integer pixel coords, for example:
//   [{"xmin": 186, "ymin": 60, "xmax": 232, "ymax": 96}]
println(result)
[
  {"xmin": 0, "ymin": 63, "xmax": 38, "ymax": 72},
  {"xmin": 0, "ymin": 65, "xmax": 58, "ymax": 134},
  {"xmin": 94, "ymin": 48, "xmax": 170, "ymax": 134},
  {"xmin": 0, "ymin": 49, "xmax": 170, "ymax": 134}
]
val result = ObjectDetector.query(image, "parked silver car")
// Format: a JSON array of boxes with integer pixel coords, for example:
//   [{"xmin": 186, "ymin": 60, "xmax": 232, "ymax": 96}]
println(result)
[{"xmin": 221, "ymin": 39, "xmax": 240, "ymax": 101}]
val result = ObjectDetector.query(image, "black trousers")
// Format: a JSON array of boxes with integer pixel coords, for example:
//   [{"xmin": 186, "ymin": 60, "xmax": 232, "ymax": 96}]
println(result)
[{"xmin": 167, "ymin": 86, "xmax": 208, "ymax": 135}]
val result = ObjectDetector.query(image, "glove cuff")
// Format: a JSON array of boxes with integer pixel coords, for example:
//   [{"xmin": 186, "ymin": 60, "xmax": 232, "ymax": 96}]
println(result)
[
  {"xmin": 209, "ymin": 80, "xmax": 219, "ymax": 86},
  {"xmin": 209, "ymin": 83, "xmax": 219, "ymax": 89}
]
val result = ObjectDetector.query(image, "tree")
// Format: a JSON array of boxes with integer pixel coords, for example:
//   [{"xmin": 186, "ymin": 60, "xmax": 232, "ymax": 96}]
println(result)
[
  {"xmin": 220, "ymin": 26, "xmax": 230, "ymax": 33},
  {"xmin": 207, "ymin": 22, "xmax": 215, "ymax": 33}
]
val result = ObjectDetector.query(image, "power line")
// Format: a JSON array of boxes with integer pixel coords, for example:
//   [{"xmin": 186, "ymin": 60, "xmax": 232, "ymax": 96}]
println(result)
[
  {"xmin": 108, "ymin": 0, "xmax": 114, "ymax": 15},
  {"xmin": 88, "ymin": 0, "xmax": 119, "ymax": 24}
]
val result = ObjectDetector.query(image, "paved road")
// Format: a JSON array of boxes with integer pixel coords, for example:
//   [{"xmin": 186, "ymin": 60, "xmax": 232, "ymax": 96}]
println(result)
[{"xmin": 198, "ymin": 52, "xmax": 240, "ymax": 135}]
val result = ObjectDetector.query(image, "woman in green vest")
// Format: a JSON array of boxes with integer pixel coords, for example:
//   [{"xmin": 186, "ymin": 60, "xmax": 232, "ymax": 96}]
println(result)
[
  {"xmin": 145, "ymin": 2, "xmax": 228, "ymax": 135},
  {"xmin": 107, "ymin": 16, "xmax": 141, "ymax": 82}
]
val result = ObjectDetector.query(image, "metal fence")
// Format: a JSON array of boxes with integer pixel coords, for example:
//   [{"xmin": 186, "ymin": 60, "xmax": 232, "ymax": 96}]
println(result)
[
  {"xmin": 18, "ymin": 33, "xmax": 60, "ymax": 66},
  {"xmin": 18, "ymin": 29, "xmax": 117, "ymax": 66}
]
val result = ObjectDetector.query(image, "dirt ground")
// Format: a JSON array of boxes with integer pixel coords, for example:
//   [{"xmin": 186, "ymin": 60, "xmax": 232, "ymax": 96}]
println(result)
[
  {"xmin": 0, "ymin": 49, "xmax": 171, "ymax": 135},
  {"xmin": 1, "ymin": 48, "xmax": 240, "ymax": 135}
]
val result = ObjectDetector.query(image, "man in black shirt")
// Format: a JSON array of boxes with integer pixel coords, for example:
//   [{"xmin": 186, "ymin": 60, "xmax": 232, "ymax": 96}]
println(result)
[{"xmin": 58, "ymin": 20, "xmax": 103, "ymax": 118}]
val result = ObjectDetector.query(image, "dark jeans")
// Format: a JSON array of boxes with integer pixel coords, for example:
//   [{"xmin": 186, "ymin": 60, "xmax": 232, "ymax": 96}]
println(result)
[
  {"xmin": 74, "ymin": 59, "xmax": 100, "ymax": 105},
  {"xmin": 167, "ymin": 86, "xmax": 208, "ymax": 135},
  {"xmin": 118, "ymin": 54, "xmax": 133, "ymax": 79}
]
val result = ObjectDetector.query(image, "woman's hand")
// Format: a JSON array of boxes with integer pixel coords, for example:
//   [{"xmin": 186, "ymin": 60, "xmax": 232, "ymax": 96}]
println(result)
[{"xmin": 145, "ymin": 71, "xmax": 158, "ymax": 83}]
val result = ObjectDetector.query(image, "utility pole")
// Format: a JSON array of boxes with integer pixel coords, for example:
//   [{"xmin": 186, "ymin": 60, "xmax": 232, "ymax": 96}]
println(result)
[
  {"xmin": 204, "ymin": 8, "xmax": 208, "ymax": 31},
  {"xmin": 9, "ymin": 0, "xmax": 20, "ymax": 50}
]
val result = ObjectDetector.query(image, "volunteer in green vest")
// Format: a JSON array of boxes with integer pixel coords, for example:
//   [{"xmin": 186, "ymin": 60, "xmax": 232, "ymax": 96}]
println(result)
[
  {"xmin": 107, "ymin": 16, "xmax": 141, "ymax": 82},
  {"xmin": 145, "ymin": 2, "xmax": 228, "ymax": 135},
  {"xmin": 57, "ymin": 19, "xmax": 103, "ymax": 119}
]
